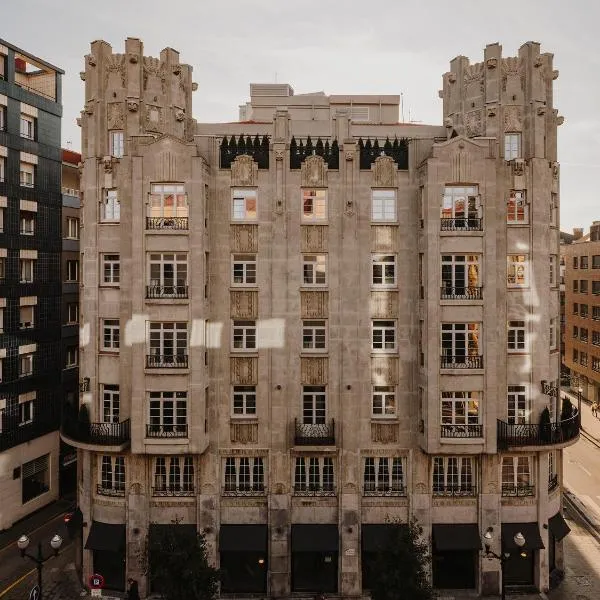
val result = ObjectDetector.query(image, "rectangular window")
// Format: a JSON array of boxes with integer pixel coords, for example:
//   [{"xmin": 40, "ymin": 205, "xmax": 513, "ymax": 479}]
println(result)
[
  {"xmin": 432, "ymin": 456, "xmax": 476, "ymax": 496},
  {"xmin": 101, "ymin": 190, "xmax": 120, "ymax": 222},
  {"xmin": 363, "ymin": 457, "xmax": 405, "ymax": 495},
  {"xmin": 550, "ymin": 318, "xmax": 558, "ymax": 351},
  {"xmin": 302, "ymin": 254, "xmax": 327, "ymax": 286},
  {"xmin": 507, "ymin": 320, "xmax": 527, "ymax": 352},
  {"xmin": 593, "ymin": 281, "xmax": 600, "ymax": 295},
  {"xmin": 440, "ymin": 392, "xmax": 481, "ymax": 435},
  {"xmin": 110, "ymin": 131, "xmax": 124, "ymax": 158},
  {"xmin": 501, "ymin": 456, "xmax": 534, "ymax": 496},
  {"xmin": 550, "ymin": 255, "xmax": 557, "ymax": 286},
  {"xmin": 223, "ymin": 457, "xmax": 265, "ymax": 494},
  {"xmin": 581, "ymin": 327, "xmax": 589, "ymax": 342},
  {"xmin": 0, "ymin": 257, "xmax": 5, "ymax": 281},
  {"xmin": 573, "ymin": 348, "xmax": 578, "ymax": 362},
  {"xmin": 302, "ymin": 189, "xmax": 328, "ymax": 222},
  {"xmin": 593, "ymin": 256, "xmax": 600, "ymax": 269},
  {"xmin": 19, "ymin": 400, "xmax": 34, "ymax": 426},
  {"xmin": 20, "ymin": 114, "xmax": 35, "ymax": 140},
  {"xmin": 20, "ymin": 212, "xmax": 35, "ymax": 235},
  {"xmin": 19, "ymin": 353, "xmax": 33, "ymax": 377},
  {"xmin": 20, "ymin": 259, "xmax": 34, "ymax": 282},
  {"xmin": 232, "ymin": 385, "xmax": 256, "ymax": 417},
  {"xmin": 0, "ymin": 156, "xmax": 5, "ymax": 182},
  {"xmin": 581, "ymin": 256, "xmax": 589, "ymax": 269},
  {"xmin": 19, "ymin": 306, "xmax": 34, "ymax": 329},
  {"xmin": 302, "ymin": 385, "xmax": 326, "ymax": 425},
  {"xmin": 581, "ymin": 280, "xmax": 589, "ymax": 293},
  {"xmin": 372, "ymin": 320, "xmax": 396, "ymax": 352},
  {"xmin": 99, "ymin": 456, "xmax": 126, "ymax": 496},
  {"xmin": 580, "ymin": 352, "xmax": 588, "ymax": 367},
  {"xmin": 573, "ymin": 303, "xmax": 579, "ymax": 315},
  {"xmin": 152, "ymin": 456, "xmax": 194, "ymax": 495},
  {"xmin": 441, "ymin": 323, "xmax": 481, "ymax": 367},
  {"xmin": 507, "ymin": 255, "xmax": 529, "ymax": 287},
  {"xmin": 372, "ymin": 254, "xmax": 397, "ymax": 287},
  {"xmin": 101, "ymin": 384, "xmax": 120, "ymax": 423},
  {"xmin": 20, "ymin": 162, "xmax": 35, "ymax": 187},
  {"xmin": 66, "ymin": 217, "xmax": 80, "ymax": 239},
  {"xmin": 573, "ymin": 280, "xmax": 579, "ymax": 293},
  {"xmin": 67, "ymin": 303, "xmax": 79, "ymax": 324},
  {"xmin": 507, "ymin": 385, "xmax": 528, "ymax": 424},
  {"xmin": 66, "ymin": 260, "xmax": 79, "ymax": 282},
  {"xmin": 507, "ymin": 190, "xmax": 528, "ymax": 224},
  {"xmin": 232, "ymin": 189, "xmax": 257, "ymax": 221},
  {"xmin": 372, "ymin": 386, "xmax": 396, "ymax": 417},
  {"xmin": 594, "ymin": 306, "xmax": 600, "ymax": 321},
  {"xmin": 66, "ymin": 347, "xmax": 78, "ymax": 368},
  {"xmin": 148, "ymin": 184, "xmax": 188, "ymax": 228},
  {"xmin": 148, "ymin": 391, "xmax": 188, "ymax": 436},
  {"xmin": 231, "ymin": 254, "xmax": 257, "ymax": 286},
  {"xmin": 592, "ymin": 356, "xmax": 600, "ymax": 372},
  {"xmin": 22, "ymin": 454, "xmax": 50, "ymax": 504},
  {"xmin": 580, "ymin": 304, "xmax": 588, "ymax": 318},
  {"xmin": 0, "ymin": 106, "xmax": 5, "ymax": 131},
  {"xmin": 148, "ymin": 253, "xmax": 188, "ymax": 297},
  {"xmin": 302, "ymin": 320, "xmax": 327, "ymax": 351},
  {"xmin": 441, "ymin": 254, "xmax": 481, "ymax": 298},
  {"xmin": 371, "ymin": 190, "xmax": 396, "ymax": 221},
  {"xmin": 102, "ymin": 319, "xmax": 120, "ymax": 351},
  {"xmin": 102, "ymin": 254, "xmax": 120, "ymax": 285},
  {"xmin": 573, "ymin": 325, "xmax": 579, "ymax": 339},
  {"xmin": 232, "ymin": 320, "xmax": 257, "ymax": 351},
  {"xmin": 504, "ymin": 133, "xmax": 521, "ymax": 160},
  {"xmin": 148, "ymin": 322, "xmax": 188, "ymax": 366},
  {"xmin": 294, "ymin": 456, "xmax": 335, "ymax": 494},
  {"xmin": 593, "ymin": 331, "xmax": 600, "ymax": 346},
  {"xmin": 441, "ymin": 186, "xmax": 480, "ymax": 229},
  {"xmin": 573, "ymin": 256, "xmax": 579, "ymax": 269}
]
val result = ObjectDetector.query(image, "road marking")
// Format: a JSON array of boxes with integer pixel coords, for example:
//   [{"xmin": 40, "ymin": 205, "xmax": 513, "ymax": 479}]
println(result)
[
  {"xmin": 580, "ymin": 495, "xmax": 600, "ymax": 519},
  {"xmin": 0, "ymin": 568, "xmax": 35, "ymax": 598},
  {"xmin": 578, "ymin": 463, "xmax": 592, "ymax": 476},
  {"xmin": 0, "ymin": 511, "xmax": 66, "ymax": 555}
]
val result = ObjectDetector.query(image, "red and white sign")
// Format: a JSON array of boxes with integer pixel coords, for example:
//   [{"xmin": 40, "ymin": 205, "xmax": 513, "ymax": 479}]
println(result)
[{"xmin": 89, "ymin": 574, "xmax": 105, "ymax": 589}]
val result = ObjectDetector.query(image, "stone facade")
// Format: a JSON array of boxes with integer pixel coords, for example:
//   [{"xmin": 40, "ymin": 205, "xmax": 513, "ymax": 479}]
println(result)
[{"xmin": 68, "ymin": 38, "xmax": 574, "ymax": 597}]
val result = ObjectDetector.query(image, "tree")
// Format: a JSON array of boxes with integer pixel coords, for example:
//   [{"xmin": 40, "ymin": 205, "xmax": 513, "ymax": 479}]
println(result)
[
  {"xmin": 369, "ymin": 517, "xmax": 434, "ymax": 600},
  {"xmin": 147, "ymin": 524, "xmax": 219, "ymax": 600},
  {"xmin": 539, "ymin": 407, "xmax": 552, "ymax": 442}
]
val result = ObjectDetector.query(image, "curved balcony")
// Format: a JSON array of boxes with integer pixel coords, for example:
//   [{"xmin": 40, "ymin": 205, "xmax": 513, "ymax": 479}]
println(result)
[
  {"xmin": 294, "ymin": 419, "xmax": 335, "ymax": 446},
  {"xmin": 497, "ymin": 410, "xmax": 580, "ymax": 450},
  {"xmin": 60, "ymin": 417, "xmax": 131, "ymax": 451}
]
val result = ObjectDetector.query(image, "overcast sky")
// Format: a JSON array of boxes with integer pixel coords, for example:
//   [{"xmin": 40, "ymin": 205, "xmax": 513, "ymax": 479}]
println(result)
[{"xmin": 3, "ymin": 0, "xmax": 598, "ymax": 232}]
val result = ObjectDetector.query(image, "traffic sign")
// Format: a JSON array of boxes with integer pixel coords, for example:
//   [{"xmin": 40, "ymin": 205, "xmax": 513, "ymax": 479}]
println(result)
[
  {"xmin": 89, "ymin": 573, "xmax": 105, "ymax": 589},
  {"xmin": 29, "ymin": 585, "xmax": 40, "ymax": 600}
]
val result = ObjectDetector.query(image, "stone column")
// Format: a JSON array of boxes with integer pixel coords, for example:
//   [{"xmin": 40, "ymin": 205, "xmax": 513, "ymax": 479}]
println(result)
[
  {"xmin": 269, "ymin": 493, "xmax": 290, "ymax": 597},
  {"xmin": 537, "ymin": 450, "xmax": 550, "ymax": 593},
  {"xmin": 340, "ymin": 496, "xmax": 360, "ymax": 598}
]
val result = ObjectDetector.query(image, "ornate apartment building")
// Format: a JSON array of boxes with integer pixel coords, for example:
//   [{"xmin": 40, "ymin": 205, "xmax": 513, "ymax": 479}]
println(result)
[{"xmin": 63, "ymin": 37, "xmax": 579, "ymax": 597}]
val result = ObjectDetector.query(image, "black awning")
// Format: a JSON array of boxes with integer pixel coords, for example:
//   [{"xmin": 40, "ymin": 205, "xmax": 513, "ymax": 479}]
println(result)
[
  {"xmin": 432, "ymin": 524, "xmax": 482, "ymax": 552},
  {"xmin": 548, "ymin": 512, "xmax": 571, "ymax": 541},
  {"xmin": 149, "ymin": 523, "xmax": 197, "ymax": 542},
  {"xmin": 84, "ymin": 521, "xmax": 125, "ymax": 552},
  {"xmin": 291, "ymin": 524, "xmax": 338, "ymax": 552},
  {"xmin": 219, "ymin": 524, "xmax": 268, "ymax": 552},
  {"xmin": 501, "ymin": 523, "xmax": 545, "ymax": 551},
  {"xmin": 362, "ymin": 524, "xmax": 406, "ymax": 552}
]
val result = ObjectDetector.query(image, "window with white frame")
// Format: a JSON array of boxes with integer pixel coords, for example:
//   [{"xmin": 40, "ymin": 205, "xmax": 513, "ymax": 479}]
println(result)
[
  {"xmin": 441, "ymin": 323, "xmax": 481, "ymax": 365},
  {"xmin": 550, "ymin": 255, "xmax": 557, "ymax": 286},
  {"xmin": 20, "ymin": 212, "xmax": 35, "ymax": 235},
  {"xmin": 148, "ymin": 322, "xmax": 188, "ymax": 362},
  {"xmin": 67, "ymin": 303, "xmax": 79, "ymax": 324},
  {"xmin": 101, "ymin": 190, "xmax": 120, "ymax": 222},
  {"xmin": 372, "ymin": 254, "xmax": 397, "ymax": 287},
  {"xmin": 0, "ymin": 156, "xmax": 5, "ymax": 183},
  {"xmin": 231, "ymin": 254, "xmax": 257, "ymax": 286},
  {"xmin": 232, "ymin": 189, "xmax": 257, "ymax": 221},
  {"xmin": 506, "ymin": 190, "xmax": 528, "ymax": 224},
  {"xmin": 102, "ymin": 254, "xmax": 120, "ymax": 284},
  {"xmin": 148, "ymin": 253, "xmax": 188, "ymax": 294},
  {"xmin": 504, "ymin": 133, "xmax": 522, "ymax": 160},
  {"xmin": 20, "ymin": 114, "xmax": 35, "ymax": 139},
  {"xmin": 0, "ymin": 257, "xmax": 4, "ymax": 280},
  {"xmin": 148, "ymin": 391, "xmax": 187, "ymax": 435},
  {"xmin": 548, "ymin": 451, "xmax": 558, "ymax": 490},
  {"xmin": 19, "ymin": 306, "xmax": 34, "ymax": 329},
  {"xmin": 507, "ymin": 320, "xmax": 527, "ymax": 352},
  {"xmin": 372, "ymin": 320, "xmax": 396, "ymax": 352},
  {"xmin": 232, "ymin": 320, "xmax": 256, "ymax": 351},
  {"xmin": 302, "ymin": 385, "xmax": 326, "ymax": 424},
  {"xmin": 294, "ymin": 456, "xmax": 335, "ymax": 493},
  {"xmin": 223, "ymin": 456, "xmax": 265, "ymax": 493},
  {"xmin": 363, "ymin": 457, "xmax": 405, "ymax": 494},
  {"xmin": 19, "ymin": 353, "xmax": 33, "ymax": 377},
  {"xmin": 20, "ymin": 258, "xmax": 34, "ymax": 282},
  {"xmin": 302, "ymin": 320, "xmax": 327, "ymax": 351},
  {"xmin": 501, "ymin": 455, "xmax": 533, "ymax": 495},
  {"xmin": 507, "ymin": 385, "xmax": 529, "ymax": 424},
  {"xmin": 102, "ymin": 319, "xmax": 120, "ymax": 351},
  {"xmin": 371, "ymin": 189, "xmax": 397, "ymax": 221},
  {"xmin": 507, "ymin": 255, "xmax": 529, "ymax": 287},
  {"xmin": 99, "ymin": 456, "xmax": 125, "ymax": 495},
  {"xmin": 232, "ymin": 385, "xmax": 256, "ymax": 417},
  {"xmin": 20, "ymin": 162, "xmax": 35, "ymax": 187},
  {"xmin": 441, "ymin": 254, "xmax": 481, "ymax": 296},
  {"xmin": 153, "ymin": 456, "xmax": 194, "ymax": 494},
  {"xmin": 302, "ymin": 254, "xmax": 327, "ymax": 286},
  {"xmin": 0, "ymin": 306, "xmax": 4, "ymax": 333},
  {"xmin": 22, "ymin": 454, "xmax": 50, "ymax": 503},
  {"xmin": 440, "ymin": 392, "xmax": 481, "ymax": 433},
  {"xmin": 66, "ymin": 259, "xmax": 79, "ymax": 282},
  {"xmin": 432, "ymin": 456, "xmax": 475, "ymax": 495},
  {"xmin": 550, "ymin": 318, "xmax": 558, "ymax": 351},
  {"xmin": 109, "ymin": 130, "xmax": 124, "ymax": 158},
  {"xmin": 302, "ymin": 189, "xmax": 327, "ymax": 222},
  {"xmin": 19, "ymin": 399, "xmax": 34, "ymax": 426},
  {"xmin": 66, "ymin": 217, "xmax": 80, "ymax": 239},
  {"xmin": 372, "ymin": 386, "xmax": 396, "ymax": 417},
  {"xmin": 148, "ymin": 184, "xmax": 188, "ymax": 220},
  {"xmin": 441, "ymin": 186, "xmax": 479, "ymax": 223},
  {"xmin": 102, "ymin": 384, "xmax": 120, "ymax": 423},
  {"xmin": 0, "ymin": 106, "xmax": 5, "ymax": 131}
]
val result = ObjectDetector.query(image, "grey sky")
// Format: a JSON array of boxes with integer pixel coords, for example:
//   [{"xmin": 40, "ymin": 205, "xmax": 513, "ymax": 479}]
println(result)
[{"xmin": 4, "ymin": 0, "xmax": 598, "ymax": 232}]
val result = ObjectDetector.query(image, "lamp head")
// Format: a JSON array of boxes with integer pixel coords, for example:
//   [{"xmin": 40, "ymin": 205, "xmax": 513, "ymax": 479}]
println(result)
[
  {"xmin": 50, "ymin": 534, "xmax": 63, "ymax": 552},
  {"xmin": 513, "ymin": 532, "xmax": 526, "ymax": 548},
  {"xmin": 578, "ymin": 387, "xmax": 583, "ymax": 394},
  {"xmin": 483, "ymin": 527, "xmax": 494, "ymax": 542},
  {"xmin": 17, "ymin": 535, "xmax": 30, "ymax": 552}
]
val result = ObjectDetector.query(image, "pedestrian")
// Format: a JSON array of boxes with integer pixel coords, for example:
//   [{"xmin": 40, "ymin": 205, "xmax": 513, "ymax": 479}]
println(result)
[{"xmin": 127, "ymin": 578, "xmax": 140, "ymax": 600}]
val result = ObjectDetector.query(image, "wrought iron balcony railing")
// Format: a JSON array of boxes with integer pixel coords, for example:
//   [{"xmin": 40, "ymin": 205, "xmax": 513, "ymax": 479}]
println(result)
[
  {"xmin": 61, "ymin": 418, "xmax": 130, "ymax": 446},
  {"xmin": 294, "ymin": 418, "xmax": 335, "ymax": 446},
  {"xmin": 222, "ymin": 485, "xmax": 266, "ymax": 497},
  {"xmin": 440, "ymin": 286, "xmax": 483, "ymax": 300},
  {"xmin": 548, "ymin": 474, "xmax": 559, "ymax": 492},
  {"xmin": 440, "ymin": 424, "xmax": 483, "ymax": 438},
  {"xmin": 146, "ymin": 354, "xmax": 189, "ymax": 369},
  {"xmin": 96, "ymin": 485, "xmax": 125, "ymax": 497},
  {"xmin": 145, "ymin": 424, "xmax": 188, "ymax": 438},
  {"xmin": 440, "ymin": 217, "xmax": 483, "ymax": 231},
  {"xmin": 497, "ymin": 411, "xmax": 580, "ymax": 449},
  {"xmin": 146, "ymin": 216, "xmax": 188, "ymax": 230},
  {"xmin": 433, "ymin": 485, "xmax": 477, "ymax": 497},
  {"xmin": 501, "ymin": 484, "xmax": 535, "ymax": 497},
  {"xmin": 363, "ymin": 486, "xmax": 406, "ymax": 497},
  {"xmin": 440, "ymin": 354, "xmax": 483, "ymax": 369},
  {"xmin": 293, "ymin": 485, "xmax": 336, "ymax": 497},
  {"xmin": 146, "ymin": 285, "xmax": 189, "ymax": 299},
  {"xmin": 151, "ymin": 486, "xmax": 195, "ymax": 497}
]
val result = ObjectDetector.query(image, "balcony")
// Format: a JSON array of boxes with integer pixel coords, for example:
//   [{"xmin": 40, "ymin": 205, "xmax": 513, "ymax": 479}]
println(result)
[
  {"xmin": 548, "ymin": 474, "xmax": 559, "ymax": 492},
  {"xmin": 146, "ymin": 217, "xmax": 188, "ymax": 230},
  {"xmin": 440, "ymin": 424, "xmax": 483, "ymax": 438},
  {"xmin": 96, "ymin": 485, "xmax": 125, "ymax": 498},
  {"xmin": 294, "ymin": 419, "xmax": 335, "ymax": 446},
  {"xmin": 61, "ymin": 417, "xmax": 130, "ymax": 448},
  {"xmin": 145, "ymin": 424, "xmax": 188, "ymax": 438},
  {"xmin": 146, "ymin": 354, "xmax": 189, "ymax": 369},
  {"xmin": 501, "ymin": 484, "xmax": 535, "ymax": 497},
  {"xmin": 293, "ymin": 485, "xmax": 336, "ymax": 497},
  {"xmin": 146, "ymin": 285, "xmax": 189, "ymax": 299},
  {"xmin": 440, "ymin": 217, "xmax": 483, "ymax": 231},
  {"xmin": 363, "ymin": 486, "xmax": 406, "ymax": 497},
  {"xmin": 222, "ymin": 485, "xmax": 266, "ymax": 497},
  {"xmin": 433, "ymin": 485, "xmax": 477, "ymax": 498},
  {"xmin": 497, "ymin": 411, "xmax": 580, "ymax": 449},
  {"xmin": 440, "ymin": 354, "xmax": 483, "ymax": 369},
  {"xmin": 151, "ymin": 486, "xmax": 195, "ymax": 497},
  {"xmin": 440, "ymin": 286, "xmax": 482, "ymax": 300}
]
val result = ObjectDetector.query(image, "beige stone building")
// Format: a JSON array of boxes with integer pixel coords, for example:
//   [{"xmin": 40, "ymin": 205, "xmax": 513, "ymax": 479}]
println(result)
[{"xmin": 62, "ymin": 38, "xmax": 579, "ymax": 597}]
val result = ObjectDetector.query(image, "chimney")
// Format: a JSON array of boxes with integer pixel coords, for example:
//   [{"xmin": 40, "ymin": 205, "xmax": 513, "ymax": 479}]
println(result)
[{"xmin": 573, "ymin": 228, "xmax": 584, "ymax": 240}]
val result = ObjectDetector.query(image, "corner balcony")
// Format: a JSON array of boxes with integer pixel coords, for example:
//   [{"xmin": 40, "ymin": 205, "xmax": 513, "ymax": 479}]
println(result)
[
  {"xmin": 497, "ymin": 411, "xmax": 580, "ymax": 450},
  {"xmin": 440, "ymin": 354, "xmax": 483, "ymax": 369},
  {"xmin": 60, "ymin": 417, "xmax": 130, "ymax": 451},
  {"xmin": 440, "ymin": 217, "xmax": 483, "ymax": 232},
  {"xmin": 146, "ymin": 216, "xmax": 188, "ymax": 230},
  {"xmin": 146, "ymin": 285, "xmax": 189, "ymax": 299},
  {"xmin": 440, "ymin": 424, "xmax": 483, "ymax": 438},
  {"xmin": 294, "ymin": 419, "xmax": 335, "ymax": 446},
  {"xmin": 145, "ymin": 424, "xmax": 188, "ymax": 438},
  {"xmin": 440, "ymin": 286, "xmax": 482, "ymax": 300},
  {"xmin": 145, "ymin": 354, "xmax": 189, "ymax": 369}
]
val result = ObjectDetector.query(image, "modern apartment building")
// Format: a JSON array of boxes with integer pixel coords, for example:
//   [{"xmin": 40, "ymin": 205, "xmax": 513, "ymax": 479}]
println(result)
[
  {"xmin": 64, "ymin": 38, "xmax": 578, "ymax": 596},
  {"xmin": 562, "ymin": 222, "xmax": 600, "ymax": 402},
  {"xmin": 0, "ymin": 40, "xmax": 65, "ymax": 529}
]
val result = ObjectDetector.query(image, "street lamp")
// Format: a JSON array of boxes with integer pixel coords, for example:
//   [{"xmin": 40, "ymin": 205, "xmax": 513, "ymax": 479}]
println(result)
[
  {"xmin": 17, "ymin": 533, "xmax": 63, "ymax": 599},
  {"xmin": 578, "ymin": 386, "xmax": 583, "ymax": 414},
  {"xmin": 483, "ymin": 527, "xmax": 526, "ymax": 600}
]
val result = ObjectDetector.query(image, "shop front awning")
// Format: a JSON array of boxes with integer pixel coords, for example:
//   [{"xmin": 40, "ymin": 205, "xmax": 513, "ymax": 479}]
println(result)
[
  {"xmin": 501, "ymin": 522, "xmax": 545, "ymax": 551},
  {"xmin": 361, "ymin": 524, "xmax": 407, "ymax": 552},
  {"xmin": 219, "ymin": 524, "xmax": 268, "ymax": 552},
  {"xmin": 291, "ymin": 524, "xmax": 339, "ymax": 552},
  {"xmin": 432, "ymin": 524, "xmax": 482, "ymax": 552},
  {"xmin": 84, "ymin": 521, "xmax": 125, "ymax": 552},
  {"xmin": 548, "ymin": 512, "xmax": 571, "ymax": 541}
]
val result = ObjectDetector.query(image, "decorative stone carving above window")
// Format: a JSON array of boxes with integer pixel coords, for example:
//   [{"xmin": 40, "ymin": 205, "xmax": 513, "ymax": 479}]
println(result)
[
  {"xmin": 301, "ymin": 226, "xmax": 328, "ymax": 252},
  {"xmin": 370, "ymin": 292, "xmax": 398, "ymax": 318},
  {"xmin": 175, "ymin": 107, "xmax": 185, "ymax": 122},
  {"xmin": 231, "ymin": 154, "xmax": 258, "ymax": 187},
  {"xmin": 503, "ymin": 106, "xmax": 523, "ymax": 132},
  {"xmin": 371, "ymin": 422, "xmax": 398, "ymax": 444},
  {"xmin": 371, "ymin": 356, "xmax": 399, "ymax": 384},
  {"xmin": 486, "ymin": 58, "xmax": 498, "ymax": 69},
  {"xmin": 301, "ymin": 357, "xmax": 328, "ymax": 385},
  {"xmin": 127, "ymin": 97, "xmax": 139, "ymax": 112},
  {"xmin": 301, "ymin": 154, "xmax": 327, "ymax": 187},
  {"xmin": 300, "ymin": 291, "xmax": 329, "ymax": 318},
  {"xmin": 372, "ymin": 155, "xmax": 397, "ymax": 187},
  {"xmin": 464, "ymin": 109, "xmax": 483, "ymax": 137},
  {"xmin": 230, "ymin": 356, "xmax": 258, "ymax": 384},
  {"xmin": 370, "ymin": 226, "xmax": 397, "ymax": 252},
  {"xmin": 144, "ymin": 105, "xmax": 163, "ymax": 133},
  {"xmin": 230, "ymin": 225, "xmax": 258, "ymax": 252},
  {"xmin": 107, "ymin": 102, "xmax": 125, "ymax": 129},
  {"xmin": 230, "ymin": 422, "xmax": 258, "ymax": 444},
  {"xmin": 230, "ymin": 290, "xmax": 258, "ymax": 319}
]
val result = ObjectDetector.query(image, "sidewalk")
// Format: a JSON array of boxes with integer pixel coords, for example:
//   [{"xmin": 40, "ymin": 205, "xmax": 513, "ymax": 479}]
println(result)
[{"xmin": 561, "ymin": 387, "xmax": 600, "ymax": 442}]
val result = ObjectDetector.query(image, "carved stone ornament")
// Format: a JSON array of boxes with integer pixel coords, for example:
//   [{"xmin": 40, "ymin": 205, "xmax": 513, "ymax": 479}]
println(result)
[
  {"xmin": 534, "ymin": 56, "xmax": 544, "ymax": 68},
  {"xmin": 231, "ymin": 154, "xmax": 258, "ymax": 186},
  {"xmin": 144, "ymin": 105, "xmax": 163, "ymax": 133},
  {"xmin": 107, "ymin": 102, "xmax": 125, "ymax": 129},
  {"xmin": 552, "ymin": 162, "xmax": 559, "ymax": 180},
  {"xmin": 173, "ymin": 65, "xmax": 182, "ymax": 75},
  {"xmin": 87, "ymin": 54, "xmax": 97, "ymax": 67},
  {"xmin": 444, "ymin": 117, "xmax": 453, "ymax": 129},
  {"xmin": 345, "ymin": 150, "xmax": 354, "ymax": 161},
  {"xmin": 79, "ymin": 71, "xmax": 86, "ymax": 81},
  {"xmin": 372, "ymin": 155, "xmax": 397, "ymax": 187},
  {"xmin": 415, "ymin": 482, "xmax": 427, "ymax": 494},
  {"xmin": 301, "ymin": 154, "xmax": 327, "ymax": 187},
  {"xmin": 465, "ymin": 109, "xmax": 483, "ymax": 137},
  {"xmin": 129, "ymin": 54, "xmax": 138, "ymax": 64},
  {"xmin": 175, "ymin": 108, "xmax": 185, "ymax": 122},
  {"xmin": 130, "ymin": 483, "xmax": 142, "ymax": 495},
  {"xmin": 192, "ymin": 82, "xmax": 198, "ymax": 91},
  {"xmin": 486, "ymin": 106, "xmax": 497, "ymax": 118},
  {"xmin": 503, "ymin": 106, "xmax": 522, "ymax": 132},
  {"xmin": 104, "ymin": 54, "xmax": 126, "ymax": 88},
  {"xmin": 127, "ymin": 97, "xmax": 139, "ymax": 112},
  {"xmin": 447, "ymin": 72, "xmax": 456, "ymax": 83},
  {"xmin": 275, "ymin": 149, "xmax": 284, "ymax": 161},
  {"xmin": 102, "ymin": 156, "xmax": 114, "ymax": 173},
  {"xmin": 552, "ymin": 69, "xmax": 559, "ymax": 80},
  {"xmin": 512, "ymin": 159, "xmax": 525, "ymax": 177},
  {"xmin": 76, "ymin": 118, "xmax": 82, "ymax": 128},
  {"xmin": 84, "ymin": 101, "xmax": 94, "ymax": 115},
  {"xmin": 486, "ymin": 57, "xmax": 498, "ymax": 69},
  {"xmin": 557, "ymin": 115, "xmax": 564, "ymax": 126},
  {"xmin": 537, "ymin": 106, "xmax": 546, "ymax": 116}
]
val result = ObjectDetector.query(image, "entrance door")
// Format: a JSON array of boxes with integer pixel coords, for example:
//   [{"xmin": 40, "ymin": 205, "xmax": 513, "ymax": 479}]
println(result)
[
  {"xmin": 94, "ymin": 550, "xmax": 126, "ymax": 591},
  {"xmin": 220, "ymin": 551, "xmax": 267, "ymax": 593},
  {"xmin": 432, "ymin": 550, "xmax": 476, "ymax": 589},
  {"xmin": 504, "ymin": 551, "xmax": 534, "ymax": 586},
  {"xmin": 292, "ymin": 552, "xmax": 337, "ymax": 593}
]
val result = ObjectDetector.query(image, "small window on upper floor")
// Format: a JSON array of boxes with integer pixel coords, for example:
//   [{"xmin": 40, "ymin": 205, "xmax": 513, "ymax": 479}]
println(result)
[
  {"xmin": 110, "ymin": 130, "xmax": 124, "ymax": 158},
  {"xmin": 507, "ymin": 255, "xmax": 529, "ymax": 288},
  {"xmin": 20, "ymin": 212, "xmax": 35, "ymax": 236},
  {"xmin": 507, "ymin": 190, "xmax": 528, "ymax": 224},
  {"xmin": 66, "ymin": 217, "xmax": 80, "ymax": 239},
  {"xmin": 504, "ymin": 133, "xmax": 521, "ymax": 160},
  {"xmin": 0, "ymin": 155, "xmax": 5, "ymax": 183},
  {"xmin": 20, "ymin": 259, "xmax": 35, "ymax": 283},
  {"xmin": 302, "ymin": 189, "xmax": 327, "ymax": 222},
  {"xmin": 20, "ymin": 162, "xmax": 35, "ymax": 188},
  {"xmin": 0, "ymin": 105, "xmax": 6, "ymax": 132},
  {"xmin": 232, "ymin": 189, "xmax": 257, "ymax": 221},
  {"xmin": 66, "ymin": 259, "xmax": 79, "ymax": 283},
  {"xmin": 19, "ymin": 306, "xmax": 34, "ymax": 330},
  {"xmin": 573, "ymin": 256, "xmax": 579, "ymax": 269},
  {"xmin": 101, "ymin": 190, "xmax": 120, "ymax": 222},
  {"xmin": 581, "ymin": 256, "xmax": 589, "ymax": 269},
  {"xmin": 20, "ymin": 114, "xmax": 36, "ymax": 140},
  {"xmin": 371, "ymin": 190, "xmax": 396, "ymax": 222}
]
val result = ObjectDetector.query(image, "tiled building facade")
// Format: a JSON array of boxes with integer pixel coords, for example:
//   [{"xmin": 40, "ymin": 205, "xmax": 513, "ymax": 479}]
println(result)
[{"xmin": 64, "ymin": 38, "xmax": 579, "ymax": 596}]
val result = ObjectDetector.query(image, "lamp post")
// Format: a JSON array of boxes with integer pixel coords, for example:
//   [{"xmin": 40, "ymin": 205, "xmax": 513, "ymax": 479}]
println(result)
[
  {"xmin": 17, "ymin": 534, "xmax": 63, "ymax": 600},
  {"xmin": 578, "ymin": 386, "xmax": 583, "ymax": 414},
  {"xmin": 483, "ymin": 527, "xmax": 526, "ymax": 600}
]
